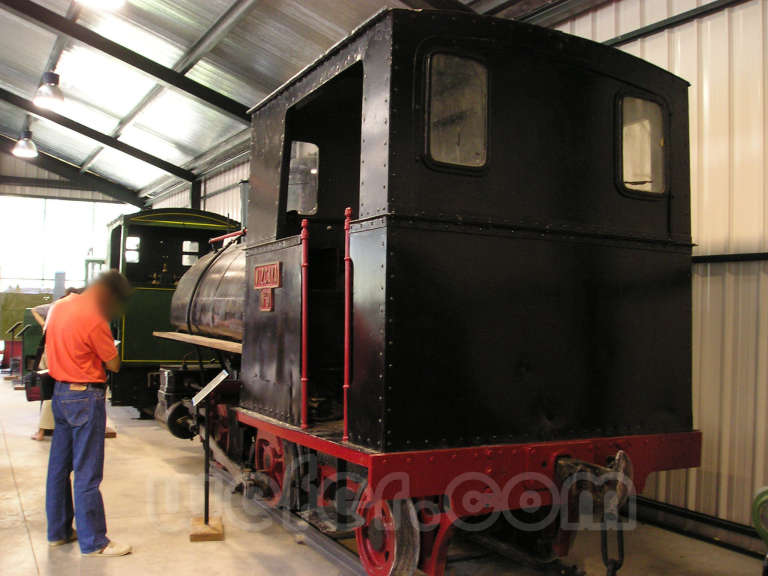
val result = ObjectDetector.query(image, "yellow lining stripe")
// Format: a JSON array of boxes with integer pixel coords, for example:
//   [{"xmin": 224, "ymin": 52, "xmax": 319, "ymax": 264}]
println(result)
[{"xmin": 130, "ymin": 219, "xmax": 229, "ymax": 228}]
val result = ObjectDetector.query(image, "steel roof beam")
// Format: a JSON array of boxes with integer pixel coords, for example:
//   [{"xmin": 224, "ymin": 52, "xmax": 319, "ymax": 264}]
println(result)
[
  {"xmin": 0, "ymin": 87, "xmax": 196, "ymax": 181},
  {"xmin": 0, "ymin": 188, "xmax": 121, "ymax": 203},
  {"xmin": 469, "ymin": 0, "xmax": 610, "ymax": 25},
  {"xmin": 515, "ymin": 0, "xmax": 611, "ymax": 26},
  {"xmin": 0, "ymin": 0, "xmax": 251, "ymax": 124},
  {"xmin": 0, "ymin": 134, "xmax": 143, "ymax": 206},
  {"xmin": 79, "ymin": 0, "xmax": 261, "ymax": 173},
  {"xmin": 399, "ymin": 0, "xmax": 475, "ymax": 11},
  {"xmin": 604, "ymin": 0, "xmax": 750, "ymax": 47},
  {"xmin": 41, "ymin": 1, "xmax": 80, "ymax": 75},
  {"xmin": 175, "ymin": 0, "xmax": 262, "ymax": 76},
  {"xmin": 0, "ymin": 175, "xmax": 101, "ymax": 190}
]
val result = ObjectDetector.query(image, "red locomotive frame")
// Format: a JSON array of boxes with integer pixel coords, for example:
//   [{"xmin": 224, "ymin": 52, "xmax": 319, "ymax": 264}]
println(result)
[{"xmin": 234, "ymin": 406, "xmax": 700, "ymax": 576}]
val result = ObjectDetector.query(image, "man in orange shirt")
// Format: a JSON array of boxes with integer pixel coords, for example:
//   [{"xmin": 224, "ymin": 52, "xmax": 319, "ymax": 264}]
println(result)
[{"xmin": 45, "ymin": 270, "xmax": 132, "ymax": 557}]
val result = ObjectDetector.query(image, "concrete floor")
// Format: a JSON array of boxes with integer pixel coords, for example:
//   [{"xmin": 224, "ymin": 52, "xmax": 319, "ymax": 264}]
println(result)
[
  {"xmin": 0, "ymin": 381, "xmax": 342, "ymax": 576},
  {"xmin": 0, "ymin": 380, "xmax": 763, "ymax": 576}
]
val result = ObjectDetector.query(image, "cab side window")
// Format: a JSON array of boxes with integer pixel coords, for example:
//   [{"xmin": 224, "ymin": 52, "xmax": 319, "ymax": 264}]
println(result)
[
  {"xmin": 428, "ymin": 53, "xmax": 488, "ymax": 168},
  {"xmin": 181, "ymin": 240, "xmax": 199, "ymax": 267},
  {"xmin": 124, "ymin": 236, "xmax": 140, "ymax": 264},
  {"xmin": 621, "ymin": 96, "xmax": 666, "ymax": 194}
]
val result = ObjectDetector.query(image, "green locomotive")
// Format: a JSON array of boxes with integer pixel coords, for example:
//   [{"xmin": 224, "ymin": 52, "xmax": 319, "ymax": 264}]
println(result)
[{"xmin": 106, "ymin": 208, "xmax": 239, "ymax": 415}]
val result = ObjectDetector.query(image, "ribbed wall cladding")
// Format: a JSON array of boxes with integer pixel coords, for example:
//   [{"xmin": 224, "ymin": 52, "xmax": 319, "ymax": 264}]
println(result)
[{"xmin": 559, "ymin": 0, "xmax": 768, "ymax": 526}]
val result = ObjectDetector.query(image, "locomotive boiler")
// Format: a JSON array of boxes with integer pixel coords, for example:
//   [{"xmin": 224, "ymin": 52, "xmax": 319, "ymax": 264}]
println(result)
[{"xmin": 154, "ymin": 9, "xmax": 701, "ymax": 576}]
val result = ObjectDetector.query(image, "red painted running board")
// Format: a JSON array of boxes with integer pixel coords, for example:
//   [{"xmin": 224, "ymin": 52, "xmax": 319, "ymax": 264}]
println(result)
[{"xmin": 235, "ymin": 408, "xmax": 700, "ymax": 515}]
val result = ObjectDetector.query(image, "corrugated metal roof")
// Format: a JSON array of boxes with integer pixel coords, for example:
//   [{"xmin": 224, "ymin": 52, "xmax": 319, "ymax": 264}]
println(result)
[
  {"xmin": 88, "ymin": 145, "xmax": 168, "ymax": 189},
  {"xmin": 0, "ymin": 10, "xmax": 57, "ymax": 98},
  {"xmin": 189, "ymin": 0, "xmax": 394, "ymax": 105},
  {"xmin": 90, "ymin": 0, "xmax": 235, "ymax": 56},
  {"xmin": 55, "ymin": 44, "xmax": 159, "ymax": 118},
  {"xmin": 26, "ymin": 116, "xmax": 103, "ymax": 165},
  {"xmin": 130, "ymin": 88, "xmax": 244, "ymax": 157},
  {"xmin": 0, "ymin": 100, "xmax": 25, "ymax": 137},
  {"xmin": 0, "ymin": 0, "xmax": 406, "ymax": 199},
  {"xmin": 39, "ymin": 0, "xmax": 73, "ymax": 17}
]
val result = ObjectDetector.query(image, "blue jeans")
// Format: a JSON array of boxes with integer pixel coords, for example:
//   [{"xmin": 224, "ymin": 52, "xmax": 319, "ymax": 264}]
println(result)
[{"xmin": 46, "ymin": 381, "xmax": 109, "ymax": 554}]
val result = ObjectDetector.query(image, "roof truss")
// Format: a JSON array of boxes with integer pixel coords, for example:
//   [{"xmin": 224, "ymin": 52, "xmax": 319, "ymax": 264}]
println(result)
[
  {"xmin": 0, "ymin": 134, "xmax": 144, "ymax": 206},
  {"xmin": 0, "ymin": 87, "xmax": 196, "ymax": 181},
  {"xmin": 0, "ymin": 0, "xmax": 251, "ymax": 124}
]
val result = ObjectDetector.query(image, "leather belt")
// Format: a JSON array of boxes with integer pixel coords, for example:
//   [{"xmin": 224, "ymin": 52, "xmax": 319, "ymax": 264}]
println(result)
[{"xmin": 63, "ymin": 382, "xmax": 106, "ymax": 390}]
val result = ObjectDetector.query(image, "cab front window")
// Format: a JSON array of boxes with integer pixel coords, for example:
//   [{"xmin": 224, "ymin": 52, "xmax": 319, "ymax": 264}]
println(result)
[{"xmin": 621, "ymin": 96, "xmax": 666, "ymax": 194}]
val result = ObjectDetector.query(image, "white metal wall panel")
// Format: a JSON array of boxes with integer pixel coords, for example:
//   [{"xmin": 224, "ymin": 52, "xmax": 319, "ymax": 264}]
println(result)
[
  {"xmin": 558, "ymin": 0, "xmax": 768, "ymax": 526},
  {"xmin": 149, "ymin": 159, "xmax": 248, "ymax": 216},
  {"xmin": 201, "ymin": 160, "xmax": 249, "ymax": 223},
  {"xmin": 152, "ymin": 186, "xmax": 190, "ymax": 209},
  {"xmin": 644, "ymin": 261, "xmax": 768, "ymax": 526},
  {"xmin": 0, "ymin": 155, "xmax": 118, "ymax": 203}
]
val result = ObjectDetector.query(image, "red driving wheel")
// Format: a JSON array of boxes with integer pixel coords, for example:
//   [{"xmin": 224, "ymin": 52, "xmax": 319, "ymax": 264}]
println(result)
[
  {"xmin": 254, "ymin": 430, "xmax": 286, "ymax": 507},
  {"xmin": 355, "ymin": 488, "xmax": 420, "ymax": 576}
]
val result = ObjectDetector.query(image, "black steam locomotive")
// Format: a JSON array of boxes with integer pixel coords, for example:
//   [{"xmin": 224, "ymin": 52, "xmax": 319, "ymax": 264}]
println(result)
[{"xmin": 154, "ymin": 9, "xmax": 700, "ymax": 576}]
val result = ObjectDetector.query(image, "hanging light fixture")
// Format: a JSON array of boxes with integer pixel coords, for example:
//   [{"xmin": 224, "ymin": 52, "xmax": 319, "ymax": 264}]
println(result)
[
  {"xmin": 75, "ymin": 0, "xmax": 125, "ymax": 10},
  {"xmin": 33, "ymin": 71, "xmax": 64, "ymax": 111},
  {"xmin": 12, "ymin": 131, "xmax": 38, "ymax": 159}
]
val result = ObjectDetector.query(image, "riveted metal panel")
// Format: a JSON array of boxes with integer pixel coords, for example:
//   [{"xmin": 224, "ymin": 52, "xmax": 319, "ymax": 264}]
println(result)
[
  {"xmin": 241, "ymin": 237, "xmax": 303, "ymax": 424},
  {"xmin": 383, "ymin": 218, "xmax": 692, "ymax": 452},
  {"xmin": 348, "ymin": 221, "xmax": 388, "ymax": 450},
  {"xmin": 247, "ymin": 11, "xmax": 391, "ymax": 245}
]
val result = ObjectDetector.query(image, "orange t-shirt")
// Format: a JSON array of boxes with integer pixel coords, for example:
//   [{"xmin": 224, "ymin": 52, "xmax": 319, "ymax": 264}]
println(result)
[{"xmin": 45, "ymin": 292, "xmax": 118, "ymax": 383}]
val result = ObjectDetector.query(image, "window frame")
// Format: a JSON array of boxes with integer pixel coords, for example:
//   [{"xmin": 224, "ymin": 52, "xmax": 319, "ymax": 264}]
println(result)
[
  {"xmin": 285, "ymin": 140, "xmax": 320, "ymax": 216},
  {"xmin": 124, "ymin": 235, "xmax": 141, "ymax": 265},
  {"xmin": 615, "ymin": 90, "xmax": 671, "ymax": 200},
  {"xmin": 423, "ymin": 48, "xmax": 491, "ymax": 175},
  {"xmin": 181, "ymin": 240, "xmax": 200, "ymax": 267}
]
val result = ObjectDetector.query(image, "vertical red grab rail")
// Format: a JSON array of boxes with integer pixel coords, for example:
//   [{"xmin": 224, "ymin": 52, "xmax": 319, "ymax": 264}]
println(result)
[
  {"xmin": 300, "ymin": 219, "xmax": 309, "ymax": 430},
  {"xmin": 343, "ymin": 207, "xmax": 352, "ymax": 442}
]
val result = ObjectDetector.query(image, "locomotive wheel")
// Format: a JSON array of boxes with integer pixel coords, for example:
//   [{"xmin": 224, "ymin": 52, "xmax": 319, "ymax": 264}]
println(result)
[
  {"xmin": 355, "ymin": 489, "xmax": 420, "ymax": 576},
  {"xmin": 254, "ymin": 430, "xmax": 293, "ymax": 508}
]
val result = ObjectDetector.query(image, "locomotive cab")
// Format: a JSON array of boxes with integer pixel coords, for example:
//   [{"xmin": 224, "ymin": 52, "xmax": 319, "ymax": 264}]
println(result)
[
  {"xmin": 160, "ymin": 11, "xmax": 700, "ymax": 575},
  {"xmin": 246, "ymin": 9, "xmax": 693, "ymax": 452}
]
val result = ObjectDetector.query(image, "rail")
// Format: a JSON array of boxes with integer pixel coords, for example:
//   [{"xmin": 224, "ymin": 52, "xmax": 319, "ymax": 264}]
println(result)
[
  {"xmin": 300, "ymin": 219, "xmax": 310, "ymax": 430},
  {"xmin": 208, "ymin": 228, "xmax": 246, "ymax": 244},
  {"xmin": 343, "ymin": 207, "xmax": 352, "ymax": 442}
]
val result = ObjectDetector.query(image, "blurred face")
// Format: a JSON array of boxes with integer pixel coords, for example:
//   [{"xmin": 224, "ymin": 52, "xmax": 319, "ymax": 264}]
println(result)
[{"xmin": 90, "ymin": 283, "xmax": 123, "ymax": 320}]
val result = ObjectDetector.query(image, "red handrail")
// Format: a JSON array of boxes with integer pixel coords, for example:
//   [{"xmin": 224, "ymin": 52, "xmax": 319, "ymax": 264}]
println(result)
[
  {"xmin": 343, "ymin": 207, "xmax": 352, "ymax": 442},
  {"xmin": 300, "ymin": 219, "xmax": 309, "ymax": 430},
  {"xmin": 209, "ymin": 228, "xmax": 246, "ymax": 244}
]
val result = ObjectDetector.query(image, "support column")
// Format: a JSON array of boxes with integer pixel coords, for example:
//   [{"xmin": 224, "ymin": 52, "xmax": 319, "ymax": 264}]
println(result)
[{"xmin": 190, "ymin": 179, "xmax": 201, "ymax": 210}]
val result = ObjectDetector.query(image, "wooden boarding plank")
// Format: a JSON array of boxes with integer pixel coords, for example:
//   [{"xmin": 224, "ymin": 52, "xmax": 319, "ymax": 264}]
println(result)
[{"xmin": 152, "ymin": 331, "xmax": 242, "ymax": 354}]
